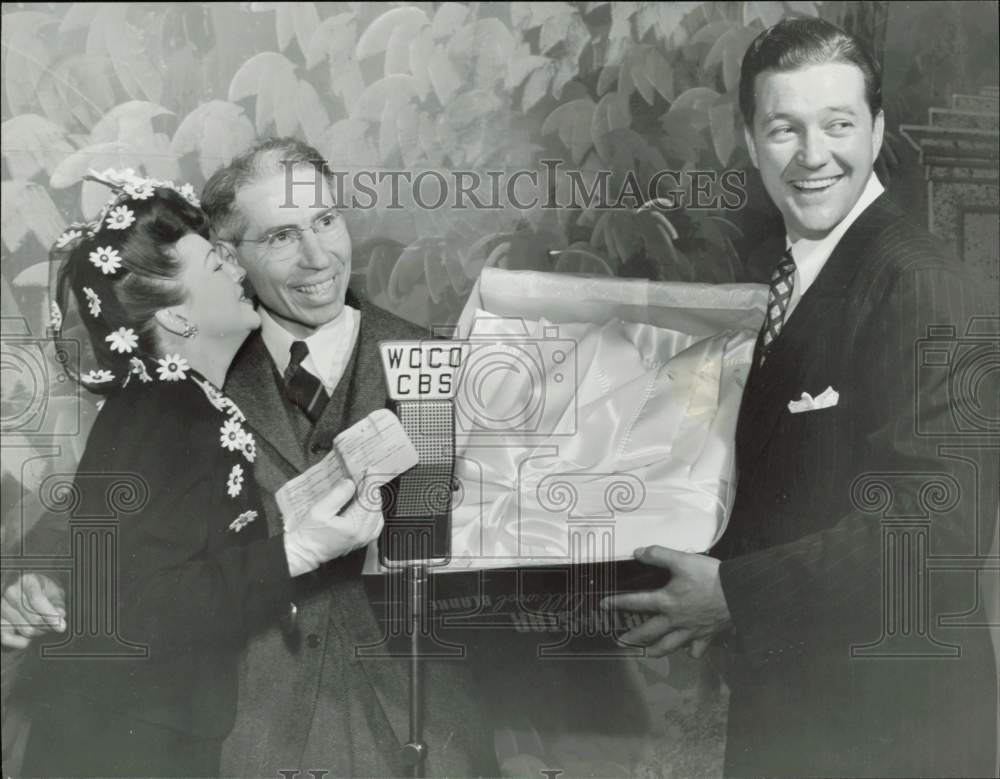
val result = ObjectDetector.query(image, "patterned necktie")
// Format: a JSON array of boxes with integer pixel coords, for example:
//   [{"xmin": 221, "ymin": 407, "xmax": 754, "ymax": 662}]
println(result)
[
  {"xmin": 756, "ymin": 249, "xmax": 797, "ymax": 367},
  {"xmin": 284, "ymin": 341, "xmax": 329, "ymax": 423}
]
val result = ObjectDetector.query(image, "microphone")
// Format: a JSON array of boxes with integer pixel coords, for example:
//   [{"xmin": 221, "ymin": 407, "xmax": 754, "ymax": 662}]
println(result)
[{"xmin": 377, "ymin": 340, "xmax": 465, "ymax": 567}]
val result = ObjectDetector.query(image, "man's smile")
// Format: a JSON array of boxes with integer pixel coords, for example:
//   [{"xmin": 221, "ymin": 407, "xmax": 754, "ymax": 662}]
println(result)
[
  {"xmin": 788, "ymin": 174, "xmax": 844, "ymax": 194},
  {"xmin": 294, "ymin": 277, "xmax": 337, "ymax": 297}
]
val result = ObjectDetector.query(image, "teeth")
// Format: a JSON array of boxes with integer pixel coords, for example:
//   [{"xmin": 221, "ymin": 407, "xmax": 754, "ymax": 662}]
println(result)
[
  {"xmin": 793, "ymin": 177, "xmax": 840, "ymax": 190},
  {"xmin": 297, "ymin": 278, "xmax": 335, "ymax": 295}
]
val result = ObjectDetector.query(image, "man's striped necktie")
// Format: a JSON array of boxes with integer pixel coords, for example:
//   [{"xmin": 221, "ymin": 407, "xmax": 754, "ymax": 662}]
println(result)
[
  {"xmin": 284, "ymin": 340, "xmax": 329, "ymax": 424},
  {"xmin": 756, "ymin": 249, "xmax": 797, "ymax": 367}
]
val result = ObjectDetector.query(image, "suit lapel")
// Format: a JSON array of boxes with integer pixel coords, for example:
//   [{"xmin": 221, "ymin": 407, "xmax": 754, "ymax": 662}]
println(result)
[
  {"xmin": 737, "ymin": 196, "xmax": 893, "ymax": 461},
  {"xmin": 225, "ymin": 332, "xmax": 307, "ymax": 474}
]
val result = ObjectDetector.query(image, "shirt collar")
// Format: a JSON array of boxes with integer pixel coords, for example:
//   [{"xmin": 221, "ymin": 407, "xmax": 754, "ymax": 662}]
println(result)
[
  {"xmin": 786, "ymin": 173, "xmax": 885, "ymax": 296},
  {"xmin": 258, "ymin": 305, "xmax": 360, "ymax": 391}
]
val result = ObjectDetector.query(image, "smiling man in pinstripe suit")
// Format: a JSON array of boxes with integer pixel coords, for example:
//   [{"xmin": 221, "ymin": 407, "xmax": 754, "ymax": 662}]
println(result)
[{"xmin": 603, "ymin": 17, "xmax": 998, "ymax": 778}]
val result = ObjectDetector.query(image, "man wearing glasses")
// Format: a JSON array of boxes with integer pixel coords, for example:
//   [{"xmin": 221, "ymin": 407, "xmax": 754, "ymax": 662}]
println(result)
[{"xmin": 196, "ymin": 137, "xmax": 496, "ymax": 778}]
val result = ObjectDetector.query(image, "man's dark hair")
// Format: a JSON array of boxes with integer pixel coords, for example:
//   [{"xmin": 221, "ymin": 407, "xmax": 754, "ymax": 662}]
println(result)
[
  {"xmin": 201, "ymin": 137, "xmax": 336, "ymax": 242},
  {"xmin": 738, "ymin": 17, "xmax": 882, "ymax": 128}
]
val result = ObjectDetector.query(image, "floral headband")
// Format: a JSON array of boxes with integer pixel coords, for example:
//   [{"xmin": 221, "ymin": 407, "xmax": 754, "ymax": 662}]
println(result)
[{"xmin": 47, "ymin": 168, "xmax": 203, "ymax": 391}]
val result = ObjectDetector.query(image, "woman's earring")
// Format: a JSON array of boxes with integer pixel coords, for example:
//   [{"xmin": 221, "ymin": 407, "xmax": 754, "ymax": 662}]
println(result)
[{"xmin": 177, "ymin": 315, "xmax": 199, "ymax": 339}]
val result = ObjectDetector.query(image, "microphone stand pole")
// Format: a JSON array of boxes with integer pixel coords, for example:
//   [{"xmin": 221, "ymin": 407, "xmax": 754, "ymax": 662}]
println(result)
[{"xmin": 402, "ymin": 562, "xmax": 429, "ymax": 778}]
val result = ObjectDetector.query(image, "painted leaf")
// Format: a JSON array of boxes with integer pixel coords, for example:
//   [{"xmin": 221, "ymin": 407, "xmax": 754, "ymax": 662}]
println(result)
[
  {"xmin": 58, "ymin": 3, "xmax": 100, "ymax": 34},
  {"xmin": 521, "ymin": 62, "xmax": 556, "ymax": 113},
  {"xmin": 228, "ymin": 51, "xmax": 296, "ymax": 101},
  {"xmin": 551, "ymin": 246, "xmax": 614, "ymax": 275},
  {"xmin": 709, "ymin": 97, "xmax": 738, "ymax": 165},
  {"xmin": 388, "ymin": 241, "xmax": 429, "ymax": 305},
  {"xmin": 324, "ymin": 118, "xmax": 378, "ymax": 172},
  {"xmin": 654, "ymin": 1, "xmax": 701, "ymax": 47},
  {"xmin": 744, "ymin": 1, "xmax": 787, "ymax": 29},
  {"xmin": 353, "ymin": 74, "xmax": 420, "ymax": 121},
  {"xmin": 385, "ymin": 20, "xmax": 429, "ymax": 78},
  {"xmin": 52, "ymin": 56, "xmax": 117, "ymax": 130},
  {"xmin": 35, "ymin": 71, "xmax": 75, "ymax": 130},
  {"xmin": 228, "ymin": 52, "xmax": 298, "ymax": 134},
  {"xmin": 1, "ymin": 181, "xmax": 66, "ymax": 252},
  {"xmin": 428, "ymin": 47, "xmax": 462, "ymax": 106},
  {"xmin": 408, "ymin": 26, "xmax": 435, "ymax": 97},
  {"xmin": 539, "ymin": 8, "xmax": 584, "ymax": 55},
  {"xmin": 275, "ymin": 3, "xmax": 294, "ymax": 51},
  {"xmin": 666, "ymin": 87, "xmax": 721, "ymax": 119},
  {"xmin": 296, "ymin": 81, "xmax": 331, "ymax": 148},
  {"xmin": 431, "ymin": 3, "xmax": 469, "ymax": 38},
  {"xmin": 511, "ymin": 2, "xmax": 576, "ymax": 31},
  {"xmin": 291, "ymin": 2, "xmax": 320, "ymax": 56},
  {"xmin": 2, "ymin": 12, "xmax": 55, "ymax": 117},
  {"xmin": 304, "ymin": 13, "xmax": 357, "ymax": 69},
  {"xmin": 597, "ymin": 65, "xmax": 619, "ymax": 96},
  {"xmin": 356, "ymin": 6, "xmax": 429, "ymax": 59},
  {"xmin": 172, "ymin": 101, "xmax": 256, "ymax": 178},
  {"xmin": 98, "ymin": 5, "xmax": 163, "ymax": 103},
  {"xmin": 89, "ymin": 101, "xmax": 174, "ymax": 145},
  {"xmin": 1, "ymin": 180, "xmax": 31, "ymax": 251},
  {"xmin": 1, "ymin": 115, "xmax": 75, "ymax": 180},
  {"xmin": 609, "ymin": 2, "xmax": 638, "ymax": 45},
  {"xmin": 591, "ymin": 91, "xmax": 632, "ymax": 162},
  {"xmin": 542, "ymin": 98, "xmax": 596, "ymax": 165},
  {"xmin": 507, "ymin": 53, "xmax": 551, "ymax": 91},
  {"xmin": 365, "ymin": 241, "xmax": 404, "ymax": 300},
  {"xmin": 450, "ymin": 19, "xmax": 517, "ymax": 89}
]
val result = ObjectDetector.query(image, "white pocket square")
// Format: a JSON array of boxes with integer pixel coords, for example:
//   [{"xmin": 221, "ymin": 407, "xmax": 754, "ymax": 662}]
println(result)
[{"xmin": 788, "ymin": 386, "xmax": 839, "ymax": 414}]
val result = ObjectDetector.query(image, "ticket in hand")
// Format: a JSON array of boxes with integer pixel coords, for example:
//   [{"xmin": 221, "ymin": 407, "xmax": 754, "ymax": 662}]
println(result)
[{"xmin": 277, "ymin": 409, "xmax": 419, "ymax": 532}]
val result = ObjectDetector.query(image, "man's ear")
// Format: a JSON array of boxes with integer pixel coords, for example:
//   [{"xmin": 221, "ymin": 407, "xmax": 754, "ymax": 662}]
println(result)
[
  {"xmin": 871, "ymin": 109, "xmax": 885, "ymax": 161},
  {"xmin": 744, "ymin": 126, "xmax": 759, "ymax": 169}
]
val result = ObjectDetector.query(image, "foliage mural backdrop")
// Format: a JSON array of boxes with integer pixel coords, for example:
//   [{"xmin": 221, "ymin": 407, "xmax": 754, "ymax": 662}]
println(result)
[{"xmin": 1, "ymin": 2, "xmax": 888, "ymax": 774}]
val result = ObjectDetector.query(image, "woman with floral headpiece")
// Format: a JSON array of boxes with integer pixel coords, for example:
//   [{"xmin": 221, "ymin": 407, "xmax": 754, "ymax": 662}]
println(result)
[{"xmin": 17, "ymin": 170, "xmax": 383, "ymax": 777}]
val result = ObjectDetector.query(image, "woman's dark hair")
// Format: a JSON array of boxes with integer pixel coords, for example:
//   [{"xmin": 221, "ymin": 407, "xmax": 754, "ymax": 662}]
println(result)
[
  {"xmin": 738, "ymin": 17, "xmax": 882, "ymax": 129},
  {"xmin": 56, "ymin": 186, "xmax": 208, "ymax": 389}
]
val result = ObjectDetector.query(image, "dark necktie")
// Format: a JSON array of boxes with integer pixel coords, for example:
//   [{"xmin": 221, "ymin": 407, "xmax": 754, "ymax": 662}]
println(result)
[
  {"xmin": 756, "ymin": 249, "xmax": 797, "ymax": 367},
  {"xmin": 284, "ymin": 341, "xmax": 329, "ymax": 423}
]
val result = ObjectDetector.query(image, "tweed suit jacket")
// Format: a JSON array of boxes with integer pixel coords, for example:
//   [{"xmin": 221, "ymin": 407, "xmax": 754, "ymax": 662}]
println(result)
[
  {"xmin": 219, "ymin": 296, "xmax": 495, "ymax": 778},
  {"xmin": 713, "ymin": 195, "xmax": 998, "ymax": 777}
]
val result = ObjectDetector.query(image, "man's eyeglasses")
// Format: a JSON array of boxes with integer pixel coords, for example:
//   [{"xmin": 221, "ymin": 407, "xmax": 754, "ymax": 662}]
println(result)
[{"xmin": 231, "ymin": 208, "xmax": 346, "ymax": 259}]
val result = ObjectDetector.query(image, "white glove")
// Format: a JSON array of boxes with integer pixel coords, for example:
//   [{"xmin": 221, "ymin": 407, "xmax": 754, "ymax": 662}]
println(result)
[{"xmin": 283, "ymin": 478, "xmax": 385, "ymax": 577}]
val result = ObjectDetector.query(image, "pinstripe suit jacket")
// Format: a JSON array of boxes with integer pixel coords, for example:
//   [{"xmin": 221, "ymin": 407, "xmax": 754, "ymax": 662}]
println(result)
[
  {"xmin": 218, "ymin": 296, "xmax": 496, "ymax": 778},
  {"xmin": 713, "ymin": 195, "xmax": 998, "ymax": 777}
]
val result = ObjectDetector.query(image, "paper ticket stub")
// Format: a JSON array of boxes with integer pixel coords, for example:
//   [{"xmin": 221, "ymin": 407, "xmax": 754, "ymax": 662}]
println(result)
[{"xmin": 277, "ymin": 409, "xmax": 419, "ymax": 531}]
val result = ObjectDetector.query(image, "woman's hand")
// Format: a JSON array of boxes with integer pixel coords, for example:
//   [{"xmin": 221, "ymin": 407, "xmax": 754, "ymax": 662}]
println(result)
[
  {"xmin": 283, "ymin": 479, "xmax": 384, "ymax": 577},
  {"xmin": 1, "ymin": 573, "xmax": 66, "ymax": 649}
]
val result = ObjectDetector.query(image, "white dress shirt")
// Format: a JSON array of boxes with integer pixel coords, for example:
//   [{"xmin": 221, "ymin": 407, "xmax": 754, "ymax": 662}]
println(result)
[
  {"xmin": 785, "ymin": 173, "xmax": 885, "ymax": 319},
  {"xmin": 259, "ymin": 305, "xmax": 360, "ymax": 393}
]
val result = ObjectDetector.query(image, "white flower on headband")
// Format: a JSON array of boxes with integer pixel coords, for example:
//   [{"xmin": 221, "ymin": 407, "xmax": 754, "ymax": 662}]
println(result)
[
  {"xmin": 89, "ymin": 246, "xmax": 122, "ymax": 275},
  {"xmin": 48, "ymin": 302, "xmax": 62, "ymax": 332},
  {"xmin": 106, "ymin": 205, "xmax": 135, "ymax": 231},
  {"xmin": 177, "ymin": 183, "xmax": 200, "ymax": 206},
  {"xmin": 156, "ymin": 354, "xmax": 189, "ymax": 381},
  {"xmin": 125, "ymin": 181, "xmax": 154, "ymax": 200},
  {"xmin": 56, "ymin": 229, "xmax": 82, "ymax": 249},
  {"xmin": 106, "ymin": 326, "xmax": 138, "ymax": 354},
  {"xmin": 83, "ymin": 287, "xmax": 102, "ymax": 317},
  {"xmin": 129, "ymin": 357, "xmax": 153, "ymax": 383},
  {"xmin": 82, "ymin": 369, "xmax": 114, "ymax": 384},
  {"xmin": 241, "ymin": 436, "xmax": 256, "ymax": 463}
]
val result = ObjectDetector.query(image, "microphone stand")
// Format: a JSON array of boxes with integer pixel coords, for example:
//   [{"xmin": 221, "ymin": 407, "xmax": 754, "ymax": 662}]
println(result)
[{"xmin": 402, "ymin": 562, "xmax": 429, "ymax": 778}]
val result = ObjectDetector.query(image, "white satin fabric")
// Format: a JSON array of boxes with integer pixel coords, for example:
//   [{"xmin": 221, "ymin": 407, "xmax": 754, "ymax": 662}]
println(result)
[{"xmin": 447, "ymin": 310, "xmax": 755, "ymax": 569}]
